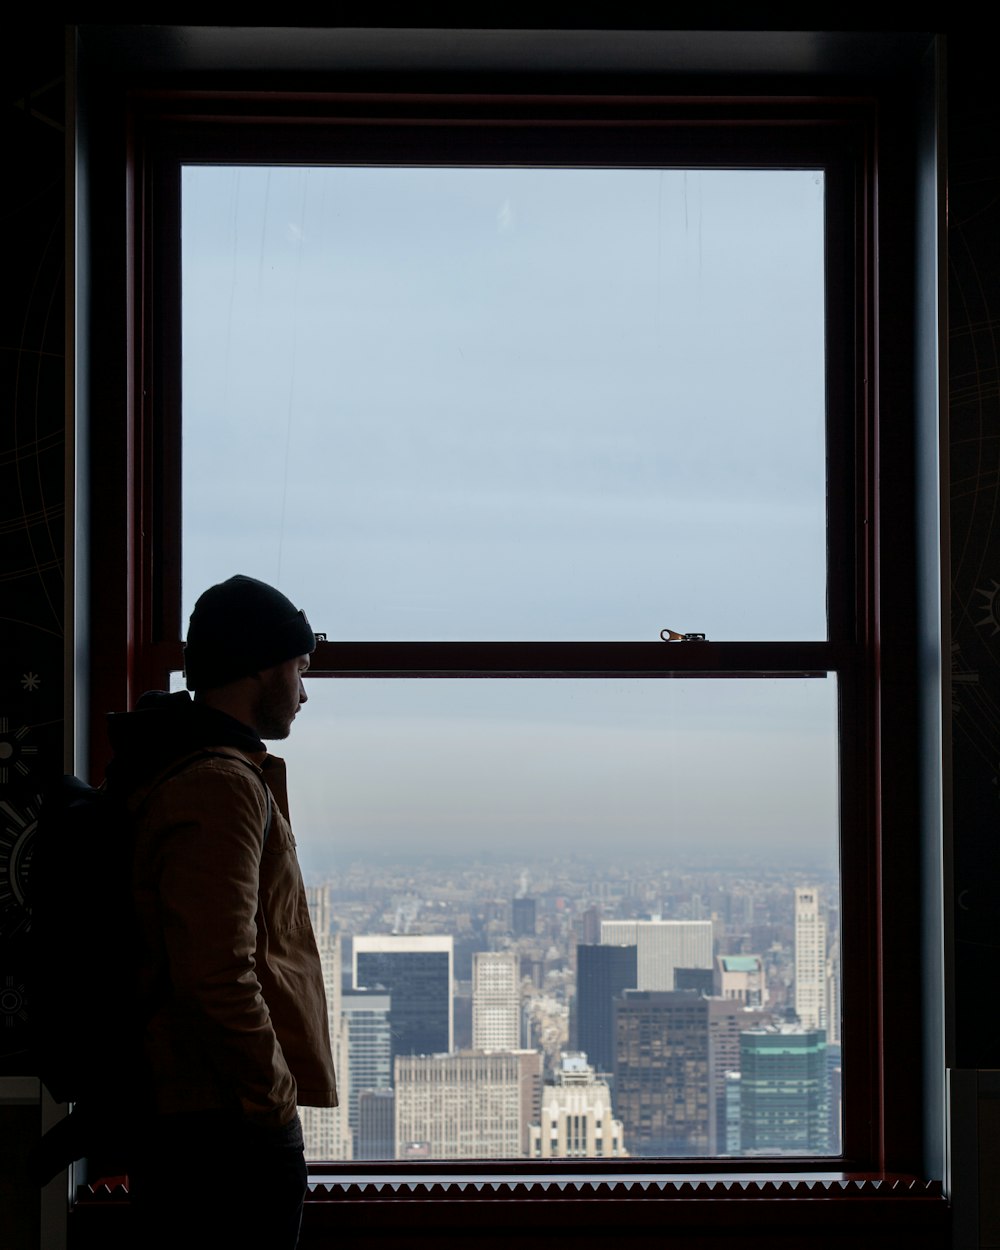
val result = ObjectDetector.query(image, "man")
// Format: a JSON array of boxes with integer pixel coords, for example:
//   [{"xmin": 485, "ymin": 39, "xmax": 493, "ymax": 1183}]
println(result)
[{"xmin": 107, "ymin": 575, "xmax": 337, "ymax": 1248}]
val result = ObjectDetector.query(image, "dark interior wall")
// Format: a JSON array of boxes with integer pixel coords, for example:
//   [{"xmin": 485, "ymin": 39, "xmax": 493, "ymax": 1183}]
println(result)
[
  {"xmin": 1, "ymin": 20, "xmax": 66, "ymax": 1250},
  {"xmin": 0, "ymin": 19, "xmax": 997, "ymax": 1250},
  {"xmin": 946, "ymin": 33, "xmax": 1000, "ymax": 1071}
]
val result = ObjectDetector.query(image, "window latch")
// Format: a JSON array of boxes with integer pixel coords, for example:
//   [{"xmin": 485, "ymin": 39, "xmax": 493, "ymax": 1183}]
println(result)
[{"xmin": 660, "ymin": 627, "xmax": 708, "ymax": 642}]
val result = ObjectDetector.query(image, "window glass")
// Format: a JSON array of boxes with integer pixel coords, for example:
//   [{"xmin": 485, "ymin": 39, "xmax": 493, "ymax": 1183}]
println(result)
[
  {"xmin": 286, "ymin": 677, "xmax": 840, "ymax": 1162},
  {"xmin": 182, "ymin": 165, "xmax": 827, "ymax": 642},
  {"xmin": 181, "ymin": 164, "xmax": 841, "ymax": 1164}
]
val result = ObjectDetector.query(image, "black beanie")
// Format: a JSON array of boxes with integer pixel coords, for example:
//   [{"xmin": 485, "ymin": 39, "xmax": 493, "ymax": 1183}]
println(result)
[{"xmin": 184, "ymin": 575, "xmax": 316, "ymax": 691}]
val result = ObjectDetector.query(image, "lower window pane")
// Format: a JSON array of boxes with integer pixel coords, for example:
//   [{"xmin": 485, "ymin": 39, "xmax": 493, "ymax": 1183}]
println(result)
[{"xmin": 277, "ymin": 677, "xmax": 842, "ymax": 1162}]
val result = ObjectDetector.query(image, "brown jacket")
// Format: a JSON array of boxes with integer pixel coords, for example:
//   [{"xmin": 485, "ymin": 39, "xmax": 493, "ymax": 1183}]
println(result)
[{"xmin": 131, "ymin": 746, "xmax": 338, "ymax": 1128}]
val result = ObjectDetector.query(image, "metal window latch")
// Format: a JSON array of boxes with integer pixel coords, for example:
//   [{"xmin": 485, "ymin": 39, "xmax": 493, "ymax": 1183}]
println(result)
[{"xmin": 660, "ymin": 628, "xmax": 708, "ymax": 642}]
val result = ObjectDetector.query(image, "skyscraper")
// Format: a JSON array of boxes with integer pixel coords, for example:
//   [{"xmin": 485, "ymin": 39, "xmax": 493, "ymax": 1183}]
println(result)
[
  {"xmin": 614, "ymin": 989, "xmax": 712, "ymax": 1157},
  {"xmin": 575, "ymin": 942, "xmax": 637, "ymax": 1076},
  {"xmin": 342, "ymin": 989, "xmax": 392, "ymax": 1129},
  {"xmin": 825, "ymin": 936, "xmax": 841, "ymax": 1044},
  {"xmin": 301, "ymin": 886, "xmax": 352, "ymax": 1160},
  {"xmin": 512, "ymin": 896, "xmax": 537, "ymax": 937},
  {"xmin": 395, "ymin": 1049, "xmax": 542, "ymax": 1159},
  {"xmin": 472, "ymin": 951, "xmax": 520, "ymax": 1051},
  {"xmin": 354, "ymin": 934, "xmax": 454, "ymax": 1061},
  {"xmin": 740, "ymin": 1025, "xmax": 831, "ymax": 1154},
  {"xmin": 356, "ymin": 1088, "xmax": 395, "ymax": 1162},
  {"xmin": 706, "ymin": 997, "xmax": 767, "ymax": 1153},
  {"xmin": 601, "ymin": 919, "xmax": 713, "ymax": 991},
  {"xmin": 530, "ymin": 1052, "xmax": 626, "ymax": 1159},
  {"xmin": 794, "ymin": 887, "xmax": 827, "ymax": 1030}
]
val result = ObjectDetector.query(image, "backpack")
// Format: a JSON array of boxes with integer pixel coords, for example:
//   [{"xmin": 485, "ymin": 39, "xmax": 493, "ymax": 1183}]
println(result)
[{"xmin": 28, "ymin": 754, "xmax": 273, "ymax": 1183}]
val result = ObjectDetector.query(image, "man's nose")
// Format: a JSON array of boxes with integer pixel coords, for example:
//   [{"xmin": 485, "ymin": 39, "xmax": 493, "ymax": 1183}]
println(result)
[{"xmin": 299, "ymin": 679, "xmax": 308, "ymax": 704}]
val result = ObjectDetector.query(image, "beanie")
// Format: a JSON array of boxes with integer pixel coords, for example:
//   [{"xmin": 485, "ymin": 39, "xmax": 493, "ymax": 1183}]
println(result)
[{"xmin": 183, "ymin": 575, "xmax": 316, "ymax": 691}]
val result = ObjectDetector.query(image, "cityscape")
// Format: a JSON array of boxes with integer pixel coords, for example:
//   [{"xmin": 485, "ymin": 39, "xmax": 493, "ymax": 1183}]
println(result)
[{"xmin": 298, "ymin": 854, "xmax": 842, "ymax": 1165}]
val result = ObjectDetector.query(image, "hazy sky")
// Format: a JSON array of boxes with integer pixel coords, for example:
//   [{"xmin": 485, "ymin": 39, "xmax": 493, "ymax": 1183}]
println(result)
[{"xmin": 180, "ymin": 165, "xmax": 837, "ymax": 871}]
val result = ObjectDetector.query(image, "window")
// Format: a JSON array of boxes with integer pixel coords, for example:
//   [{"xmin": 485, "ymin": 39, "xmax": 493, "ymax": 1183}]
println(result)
[
  {"xmin": 75, "ymin": 26, "xmax": 946, "ymax": 1246},
  {"xmin": 178, "ymin": 157, "xmax": 843, "ymax": 1166},
  {"xmin": 148, "ymin": 93, "xmax": 863, "ymax": 1164}
]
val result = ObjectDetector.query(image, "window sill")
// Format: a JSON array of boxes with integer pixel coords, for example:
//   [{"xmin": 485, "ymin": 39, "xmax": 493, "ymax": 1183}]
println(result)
[{"xmin": 72, "ymin": 1172, "xmax": 947, "ymax": 1249}]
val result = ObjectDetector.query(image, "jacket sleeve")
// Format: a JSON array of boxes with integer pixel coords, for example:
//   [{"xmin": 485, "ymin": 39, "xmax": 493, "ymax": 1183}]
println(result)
[{"xmin": 140, "ymin": 758, "xmax": 297, "ymax": 1128}]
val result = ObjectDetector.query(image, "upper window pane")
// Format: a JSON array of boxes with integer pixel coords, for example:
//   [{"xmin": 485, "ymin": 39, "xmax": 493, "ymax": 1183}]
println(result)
[{"xmin": 181, "ymin": 166, "xmax": 827, "ymax": 641}]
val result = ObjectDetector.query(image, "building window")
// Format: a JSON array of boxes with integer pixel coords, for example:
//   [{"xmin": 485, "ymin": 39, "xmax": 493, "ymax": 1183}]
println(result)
[{"xmin": 123, "ymin": 91, "xmax": 869, "ymax": 1171}]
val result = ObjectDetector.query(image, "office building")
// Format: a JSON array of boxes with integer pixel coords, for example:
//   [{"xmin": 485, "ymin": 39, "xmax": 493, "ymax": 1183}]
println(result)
[
  {"xmin": 530, "ymin": 1052, "xmax": 626, "ymax": 1159},
  {"xmin": 714, "ymin": 954, "xmax": 766, "ymax": 1007},
  {"xmin": 395, "ymin": 1049, "xmax": 542, "ymax": 1159},
  {"xmin": 472, "ymin": 951, "xmax": 520, "ymax": 1051},
  {"xmin": 301, "ymin": 888, "xmax": 352, "ymax": 1160},
  {"xmin": 356, "ymin": 1088, "xmax": 396, "ymax": 1162},
  {"xmin": 724, "ymin": 1071, "xmax": 742, "ymax": 1154},
  {"xmin": 601, "ymin": 919, "xmax": 713, "ymax": 991},
  {"xmin": 580, "ymin": 905, "xmax": 602, "ymax": 946},
  {"xmin": 614, "ymin": 990, "xmax": 712, "ymax": 1157},
  {"xmin": 828, "ymin": 1041, "xmax": 843, "ymax": 1154},
  {"xmin": 794, "ymin": 887, "xmax": 827, "ymax": 1031},
  {"xmin": 707, "ymin": 998, "xmax": 768, "ymax": 1153},
  {"xmin": 676, "ymin": 966, "xmax": 714, "ymax": 996},
  {"xmin": 342, "ymin": 990, "xmax": 392, "ymax": 1128},
  {"xmin": 740, "ymin": 1026, "xmax": 831, "ymax": 1154},
  {"xmin": 575, "ymin": 942, "xmax": 637, "ymax": 1076},
  {"xmin": 825, "ymin": 937, "xmax": 841, "ymax": 1045},
  {"xmin": 512, "ymin": 896, "xmax": 537, "ymax": 937},
  {"xmin": 354, "ymin": 934, "xmax": 454, "ymax": 1060}
]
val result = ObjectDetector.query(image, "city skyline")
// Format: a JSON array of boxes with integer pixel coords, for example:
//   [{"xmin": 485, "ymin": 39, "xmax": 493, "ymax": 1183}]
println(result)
[{"xmin": 299, "ymin": 860, "xmax": 840, "ymax": 1162}]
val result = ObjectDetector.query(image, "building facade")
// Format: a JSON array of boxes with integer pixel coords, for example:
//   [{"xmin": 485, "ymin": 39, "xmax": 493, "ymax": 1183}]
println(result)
[
  {"xmin": 740, "ymin": 1026, "xmax": 831, "ymax": 1154},
  {"xmin": 472, "ymin": 951, "xmax": 520, "ymax": 1051},
  {"xmin": 601, "ymin": 919, "xmax": 713, "ymax": 992},
  {"xmin": 614, "ymin": 989, "xmax": 712, "ymax": 1157},
  {"xmin": 714, "ymin": 954, "xmax": 766, "ymax": 1007},
  {"xmin": 354, "ymin": 934, "xmax": 454, "ymax": 1060},
  {"xmin": 342, "ymin": 990, "xmax": 392, "ymax": 1129},
  {"xmin": 794, "ymin": 887, "xmax": 827, "ymax": 1031},
  {"xmin": 395, "ymin": 1049, "xmax": 542, "ymax": 1159},
  {"xmin": 301, "ymin": 888, "xmax": 352, "ymax": 1160},
  {"xmin": 529, "ymin": 1053, "xmax": 626, "ymax": 1159},
  {"xmin": 575, "ymin": 942, "xmax": 637, "ymax": 1077}
]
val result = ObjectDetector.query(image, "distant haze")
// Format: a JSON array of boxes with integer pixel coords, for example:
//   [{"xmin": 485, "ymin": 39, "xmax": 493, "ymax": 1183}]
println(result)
[{"xmin": 180, "ymin": 166, "xmax": 835, "ymax": 871}]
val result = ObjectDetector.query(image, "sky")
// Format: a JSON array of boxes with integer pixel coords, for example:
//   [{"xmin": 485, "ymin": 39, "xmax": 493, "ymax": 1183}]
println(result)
[{"xmin": 179, "ymin": 165, "xmax": 838, "ymax": 872}]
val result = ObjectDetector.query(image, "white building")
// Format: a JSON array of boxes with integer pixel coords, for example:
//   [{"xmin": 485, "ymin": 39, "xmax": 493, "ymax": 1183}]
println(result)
[
  {"xmin": 714, "ymin": 954, "xmax": 767, "ymax": 1007},
  {"xmin": 395, "ymin": 1049, "xmax": 542, "ymax": 1159},
  {"xmin": 794, "ymin": 886, "xmax": 827, "ymax": 1031},
  {"xmin": 529, "ymin": 1053, "xmax": 626, "ymax": 1159},
  {"xmin": 301, "ymin": 886, "xmax": 352, "ymax": 1160},
  {"xmin": 472, "ymin": 951, "xmax": 520, "ymax": 1051},
  {"xmin": 600, "ymin": 919, "xmax": 713, "ymax": 991}
]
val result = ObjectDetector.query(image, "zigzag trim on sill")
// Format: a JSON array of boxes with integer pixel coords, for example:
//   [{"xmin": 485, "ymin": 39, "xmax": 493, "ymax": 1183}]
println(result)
[
  {"xmin": 306, "ymin": 1177, "xmax": 943, "ymax": 1201},
  {"xmin": 77, "ymin": 1177, "xmax": 943, "ymax": 1203}
]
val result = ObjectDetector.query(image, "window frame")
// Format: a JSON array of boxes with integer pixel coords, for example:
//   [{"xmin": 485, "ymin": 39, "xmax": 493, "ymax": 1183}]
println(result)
[
  {"xmin": 73, "ymin": 35, "xmax": 946, "ymax": 1242},
  {"xmin": 139, "ymin": 88, "xmax": 872, "ymax": 1166}
]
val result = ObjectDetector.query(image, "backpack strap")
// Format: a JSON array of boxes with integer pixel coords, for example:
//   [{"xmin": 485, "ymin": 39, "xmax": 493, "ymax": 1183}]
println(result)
[
  {"xmin": 260, "ymin": 778, "xmax": 273, "ymax": 844},
  {"xmin": 130, "ymin": 748, "xmax": 274, "ymax": 845}
]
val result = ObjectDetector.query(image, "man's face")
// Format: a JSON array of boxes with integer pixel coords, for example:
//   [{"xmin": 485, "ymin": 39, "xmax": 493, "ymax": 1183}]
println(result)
[{"xmin": 252, "ymin": 653, "xmax": 310, "ymax": 741}]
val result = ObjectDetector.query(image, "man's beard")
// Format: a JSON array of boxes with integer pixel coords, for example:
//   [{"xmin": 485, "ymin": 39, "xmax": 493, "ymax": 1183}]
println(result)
[{"xmin": 252, "ymin": 674, "xmax": 295, "ymax": 740}]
